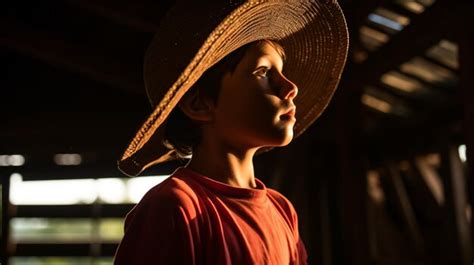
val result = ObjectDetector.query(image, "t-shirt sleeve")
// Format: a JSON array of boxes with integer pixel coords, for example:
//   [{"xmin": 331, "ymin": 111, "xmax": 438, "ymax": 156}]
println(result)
[{"xmin": 113, "ymin": 187, "xmax": 198, "ymax": 265}]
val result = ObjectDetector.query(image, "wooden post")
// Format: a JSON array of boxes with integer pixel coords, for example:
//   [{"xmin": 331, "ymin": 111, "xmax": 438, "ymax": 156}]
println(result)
[
  {"xmin": 333, "ymin": 1, "xmax": 372, "ymax": 263},
  {"xmin": 385, "ymin": 162, "xmax": 424, "ymax": 253},
  {"xmin": 439, "ymin": 145, "xmax": 471, "ymax": 265},
  {"xmin": 334, "ymin": 69, "xmax": 371, "ymax": 265},
  {"xmin": 1, "ymin": 174, "xmax": 10, "ymax": 265},
  {"xmin": 458, "ymin": 25, "xmax": 474, "ymax": 264}
]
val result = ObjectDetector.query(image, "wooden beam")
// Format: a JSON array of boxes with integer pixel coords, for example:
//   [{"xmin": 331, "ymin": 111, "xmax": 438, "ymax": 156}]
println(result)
[
  {"xmin": 14, "ymin": 243, "xmax": 117, "ymax": 257},
  {"xmin": 332, "ymin": 61, "xmax": 372, "ymax": 264},
  {"xmin": 13, "ymin": 204, "xmax": 133, "ymax": 218},
  {"xmin": 66, "ymin": 0, "xmax": 172, "ymax": 33},
  {"xmin": 458, "ymin": 28, "xmax": 474, "ymax": 264},
  {"xmin": 0, "ymin": 111, "xmax": 144, "ymax": 154},
  {"xmin": 374, "ymin": 80, "xmax": 451, "ymax": 111},
  {"xmin": 410, "ymin": 158, "xmax": 444, "ymax": 217},
  {"xmin": 1, "ymin": 174, "xmax": 11, "ymax": 265},
  {"xmin": 439, "ymin": 145, "xmax": 472, "ymax": 265},
  {"xmin": 420, "ymin": 54, "xmax": 459, "ymax": 75},
  {"xmin": 383, "ymin": 1, "xmax": 420, "ymax": 19},
  {"xmin": 390, "ymin": 69, "xmax": 458, "ymax": 96},
  {"xmin": 351, "ymin": 0, "xmax": 468, "ymax": 88},
  {"xmin": 1, "ymin": 49, "xmax": 148, "ymax": 112},
  {"xmin": 385, "ymin": 162, "xmax": 424, "ymax": 253},
  {"xmin": 364, "ymin": 116, "xmax": 464, "ymax": 166},
  {"xmin": 0, "ymin": 16, "xmax": 144, "ymax": 95}
]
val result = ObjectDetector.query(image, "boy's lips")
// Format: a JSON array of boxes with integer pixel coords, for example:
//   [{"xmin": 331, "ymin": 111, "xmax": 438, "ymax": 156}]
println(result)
[{"xmin": 280, "ymin": 106, "xmax": 296, "ymax": 121}]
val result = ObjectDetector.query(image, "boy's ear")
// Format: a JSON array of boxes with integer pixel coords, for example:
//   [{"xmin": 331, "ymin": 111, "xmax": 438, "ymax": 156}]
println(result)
[{"xmin": 178, "ymin": 89, "xmax": 215, "ymax": 122}]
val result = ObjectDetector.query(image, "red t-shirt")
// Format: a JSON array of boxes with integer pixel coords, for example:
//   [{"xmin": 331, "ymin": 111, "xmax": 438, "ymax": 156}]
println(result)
[{"xmin": 114, "ymin": 167, "xmax": 307, "ymax": 265}]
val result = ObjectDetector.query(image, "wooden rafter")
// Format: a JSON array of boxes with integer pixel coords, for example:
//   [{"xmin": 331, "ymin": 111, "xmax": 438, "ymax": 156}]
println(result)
[{"xmin": 351, "ymin": 0, "xmax": 470, "ymax": 89}]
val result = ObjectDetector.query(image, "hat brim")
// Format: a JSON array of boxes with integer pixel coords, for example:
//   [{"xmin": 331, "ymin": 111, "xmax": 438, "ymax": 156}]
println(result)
[{"xmin": 118, "ymin": 0, "xmax": 349, "ymax": 176}]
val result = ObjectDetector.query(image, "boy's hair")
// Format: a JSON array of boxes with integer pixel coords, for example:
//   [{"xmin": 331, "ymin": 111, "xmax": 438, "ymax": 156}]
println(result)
[{"xmin": 163, "ymin": 40, "xmax": 286, "ymax": 159}]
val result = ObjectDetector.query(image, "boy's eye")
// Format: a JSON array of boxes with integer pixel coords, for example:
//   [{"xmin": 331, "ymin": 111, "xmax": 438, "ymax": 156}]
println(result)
[{"xmin": 253, "ymin": 67, "xmax": 270, "ymax": 78}]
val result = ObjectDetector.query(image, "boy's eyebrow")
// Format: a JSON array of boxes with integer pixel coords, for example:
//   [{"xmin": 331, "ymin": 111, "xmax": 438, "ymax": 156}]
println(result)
[{"xmin": 258, "ymin": 54, "xmax": 284, "ymax": 70}]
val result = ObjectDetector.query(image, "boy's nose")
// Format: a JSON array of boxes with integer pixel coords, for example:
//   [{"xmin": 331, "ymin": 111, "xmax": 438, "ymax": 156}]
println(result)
[{"xmin": 279, "ymin": 74, "xmax": 299, "ymax": 100}]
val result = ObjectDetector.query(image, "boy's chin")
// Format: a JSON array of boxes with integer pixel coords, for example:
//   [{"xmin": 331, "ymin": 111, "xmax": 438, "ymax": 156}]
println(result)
[
  {"xmin": 278, "ymin": 138, "xmax": 293, "ymax": 147},
  {"xmin": 265, "ymin": 134, "xmax": 294, "ymax": 148}
]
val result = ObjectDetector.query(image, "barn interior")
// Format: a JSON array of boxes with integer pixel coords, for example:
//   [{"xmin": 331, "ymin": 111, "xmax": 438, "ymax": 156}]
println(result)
[{"xmin": 1, "ymin": 0, "xmax": 473, "ymax": 264}]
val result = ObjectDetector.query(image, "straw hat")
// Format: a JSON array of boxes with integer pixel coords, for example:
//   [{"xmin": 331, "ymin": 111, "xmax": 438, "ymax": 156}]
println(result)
[{"xmin": 118, "ymin": 0, "xmax": 349, "ymax": 176}]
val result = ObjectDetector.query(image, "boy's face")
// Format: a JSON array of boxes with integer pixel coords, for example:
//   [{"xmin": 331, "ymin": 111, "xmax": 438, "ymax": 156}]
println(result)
[{"xmin": 211, "ymin": 41, "xmax": 298, "ymax": 150}]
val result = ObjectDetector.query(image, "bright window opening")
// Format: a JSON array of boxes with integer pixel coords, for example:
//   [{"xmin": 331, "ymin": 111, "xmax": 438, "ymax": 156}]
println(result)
[
  {"xmin": 0, "ymin": 154, "xmax": 25, "ymax": 166},
  {"xmin": 10, "ymin": 173, "xmax": 170, "ymax": 205}
]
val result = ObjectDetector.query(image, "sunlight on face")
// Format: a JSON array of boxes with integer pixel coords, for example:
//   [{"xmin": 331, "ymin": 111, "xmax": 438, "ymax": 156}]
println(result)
[{"xmin": 213, "ymin": 41, "xmax": 297, "ymax": 150}]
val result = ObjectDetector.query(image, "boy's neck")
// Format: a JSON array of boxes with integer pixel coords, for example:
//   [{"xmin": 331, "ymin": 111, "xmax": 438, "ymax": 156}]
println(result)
[{"xmin": 185, "ymin": 144, "xmax": 258, "ymax": 189}]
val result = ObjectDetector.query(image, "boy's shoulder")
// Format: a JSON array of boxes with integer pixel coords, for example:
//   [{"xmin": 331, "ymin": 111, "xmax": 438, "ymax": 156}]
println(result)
[{"xmin": 139, "ymin": 170, "xmax": 199, "ymax": 208}]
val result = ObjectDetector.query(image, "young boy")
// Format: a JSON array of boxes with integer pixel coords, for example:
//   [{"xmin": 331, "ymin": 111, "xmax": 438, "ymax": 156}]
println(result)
[{"xmin": 114, "ymin": 1, "xmax": 348, "ymax": 264}]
